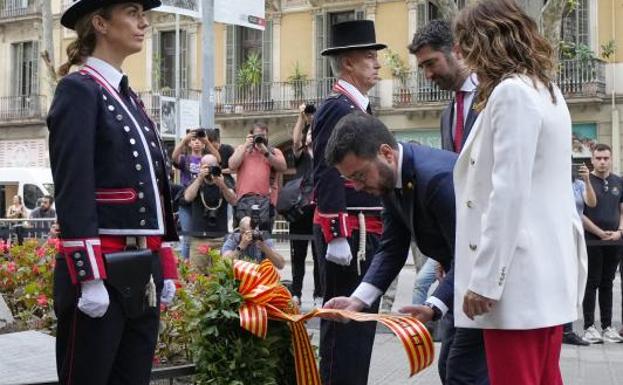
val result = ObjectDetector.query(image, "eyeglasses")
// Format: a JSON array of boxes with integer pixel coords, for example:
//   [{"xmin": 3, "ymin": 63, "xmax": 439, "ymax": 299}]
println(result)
[
  {"xmin": 603, "ymin": 179, "xmax": 609, "ymax": 192},
  {"xmin": 345, "ymin": 161, "xmax": 374, "ymax": 184}
]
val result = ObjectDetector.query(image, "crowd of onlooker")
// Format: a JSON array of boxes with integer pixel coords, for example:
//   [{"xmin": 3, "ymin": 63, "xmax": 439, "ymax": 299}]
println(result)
[{"xmin": 168, "ymin": 104, "xmax": 319, "ymax": 305}]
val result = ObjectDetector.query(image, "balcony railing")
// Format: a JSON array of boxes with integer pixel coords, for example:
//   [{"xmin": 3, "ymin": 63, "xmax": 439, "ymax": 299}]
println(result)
[
  {"xmin": 0, "ymin": 1, "xmax": 40, "ymax": 19},
  {"xmin": 214, "ymin": 78, "xmax": 380, "ymax": 114},
  {"xmin": 557, "ymin": 58, "xmax": 606, "ymax": 98},
  {"xmin": 0, "ymin": 95, "xmax": 46, "ymax": 122},
  {"xmin": 137, "ymin": 88, "xmax": 202, "ymax": 125},
  {"xmin": 392, "ymin": 58, "xmax": 607, "ymax": 108},
  {"xmin": 391, "ymin": 71, "xmax": 452, "ymax": 107}
]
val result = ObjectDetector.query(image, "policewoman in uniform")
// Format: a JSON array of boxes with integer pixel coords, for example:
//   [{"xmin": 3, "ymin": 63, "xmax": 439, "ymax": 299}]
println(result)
[
  {"xmin": 48, "ymin": 1, "xmax": 178, "ymax": 384},
  {"xmin": 313, "ymin": 20, "xmax": 386, "ymax": 385}
]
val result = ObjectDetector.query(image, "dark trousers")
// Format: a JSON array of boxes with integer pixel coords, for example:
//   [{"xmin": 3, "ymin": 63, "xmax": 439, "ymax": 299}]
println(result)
[
  {"xmin": 290, "ymin": 208, "xmax": 321, "ymax": 298},
  {"xmin": 314, "ymin": 225, "xmax": 381, "ymax": 385},
  {"xmin": 582, "ymin": 245, "xmax": 622, "ymax": 329},
  {"xmin": 438, "ymin": 314, "xmax": 489, "ymax": 385},
  {"xmin": 54, "ymin": 257, "xmax": 162, "ymax": 385}
]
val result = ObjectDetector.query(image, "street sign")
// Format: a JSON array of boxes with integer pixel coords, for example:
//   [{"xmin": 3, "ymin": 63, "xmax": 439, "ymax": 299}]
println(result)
[
  {"xmin": 214, "ymin": 0, "xmax": 265, "ymax": 30},
  {"xmin": 154, "ymin": 0, "xmax": 201, "ymax": 18}
]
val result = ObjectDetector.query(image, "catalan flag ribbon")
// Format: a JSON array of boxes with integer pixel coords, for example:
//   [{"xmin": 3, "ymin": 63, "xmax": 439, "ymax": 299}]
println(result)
[{"xmin": 233, "ymin": 259, "xmax": 435, "ymax": 385}]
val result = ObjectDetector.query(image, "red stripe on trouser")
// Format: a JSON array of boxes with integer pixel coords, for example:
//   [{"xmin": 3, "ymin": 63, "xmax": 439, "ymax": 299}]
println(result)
[
  {"xmin": 66, "ymin": 303, "xmax": 79, "ymax": 385},
  {"xmin": 483, "ymin": 326, "xmax": 563, "ymax": 385}
]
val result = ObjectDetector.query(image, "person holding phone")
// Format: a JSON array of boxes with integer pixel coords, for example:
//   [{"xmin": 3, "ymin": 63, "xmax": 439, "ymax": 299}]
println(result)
[
  {"xmin": 581, "ymin": 144, "xmax": 623, "ymax": 344},
  {"xmin": 49, "ymin": 1, "xmax": 178, "ymax": 384}
]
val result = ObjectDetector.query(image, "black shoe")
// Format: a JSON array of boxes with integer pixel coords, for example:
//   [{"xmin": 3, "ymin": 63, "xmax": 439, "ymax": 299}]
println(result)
[{"xmin": 563, "ymin": 331, "xmax": 590, "ymax": 346}]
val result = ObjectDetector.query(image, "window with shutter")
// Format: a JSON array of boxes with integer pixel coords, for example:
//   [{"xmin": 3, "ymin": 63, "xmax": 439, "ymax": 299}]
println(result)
[
  {"xmin": 13, "ymin": 41, "xmax": 38, "ymax": 97},
  {"xmin": 225, "ymin": 25, "xmax": 237, "ymax": 85},
  {"xmin": 562, "ymin": 0, "xmax": 590, "ymax": 49},
  {"xmin": 157, "ymin": 30, "xmax": 189, "ymax": 91},
  {"xmin": 262, "ymin": 20, "xmax": 273, "ymax": 83}
]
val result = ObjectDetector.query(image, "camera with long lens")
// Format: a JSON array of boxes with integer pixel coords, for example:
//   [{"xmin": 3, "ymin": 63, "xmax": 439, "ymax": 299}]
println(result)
[
  {"xmin": 253, "ymin": 134, "xmax": 267, "ymax": 146},
  {"xmin": 251, "ymin": 229, "xmax": 263, "ymax": 241},
  {"xmin": 192, "ymin": 128, "xmax": 207, "ymax": 138},
  {"xmin": 209, "ymin": 165, "xmax": 221, "ymax": 177},
  {"xmin": 249, "ymin": 204, "xmax": 264, "ymax": 242},
  {"xmin": 303, "ymin": 103, "xmax": 316, "ymax": 114}
]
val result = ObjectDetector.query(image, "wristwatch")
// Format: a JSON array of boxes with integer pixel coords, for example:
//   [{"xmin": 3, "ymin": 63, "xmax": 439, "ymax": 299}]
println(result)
[
  {"xmin": 423, "ymin": 301, "xmax": 443, "ymax": 321},
  {"xmin": 235, "ymin": 245, "xmax": 243, "ymax": 252}
]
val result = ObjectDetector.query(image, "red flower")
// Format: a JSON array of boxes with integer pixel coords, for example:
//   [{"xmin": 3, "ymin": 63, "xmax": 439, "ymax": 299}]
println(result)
[
  {"xmin": 6, "ymin": 262, "xmax": 16, "ymax": 273},
  {"xmin": 37, "ymin": 294, "xmax": 49, "ymax": 306},
  {"xmin": 47, "ymin": 237, "xmax": 61, "ymax": 251},
  {"xmin": 32, "ymin": 265, "xmax": 40, "ymax": 275},
  {"xmin": 196, "ymin": 244, "xmax": 211, "ymax": 255},
  {"xmin": 187, "ymin": 273, "xmax": 198, "ymax": 283},
  {"xmin": 36, "ymin": 247, "xmax": 46, "ymax": 258},
  {"xmin": 152, "ymin": 356, "xmax": 161, "ymax": 366}
]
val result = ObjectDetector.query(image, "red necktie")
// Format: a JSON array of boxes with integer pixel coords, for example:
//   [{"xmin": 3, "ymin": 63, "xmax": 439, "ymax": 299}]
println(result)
[{"xmin": 454, "ymin": 91, "xmax": 465, "ymax": 152}]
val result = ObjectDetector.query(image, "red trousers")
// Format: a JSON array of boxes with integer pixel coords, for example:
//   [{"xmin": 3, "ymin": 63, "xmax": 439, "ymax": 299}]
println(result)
[{"xmin": 483, "ymin": 326, "xmax": 563, "ymax": 385}]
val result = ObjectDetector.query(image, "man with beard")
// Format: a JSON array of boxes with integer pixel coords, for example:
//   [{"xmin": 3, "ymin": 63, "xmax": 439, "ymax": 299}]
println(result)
[
  {"xmin": 399, "ymin": 20, "xmax": 490, "ymax": 385},
  {"xmin": 323, "ymin": 111, "xmax": 458, "ymax": 374}
]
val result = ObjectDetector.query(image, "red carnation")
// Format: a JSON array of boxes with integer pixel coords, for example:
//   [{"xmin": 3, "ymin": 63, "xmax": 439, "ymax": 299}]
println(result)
[
  {"xmin": 196, "ymin": 244, "xmax": 211, "ymax": 255},
  {"xmin": 37, "ymin": 294, "xmax": 49, "ymax": 306}
]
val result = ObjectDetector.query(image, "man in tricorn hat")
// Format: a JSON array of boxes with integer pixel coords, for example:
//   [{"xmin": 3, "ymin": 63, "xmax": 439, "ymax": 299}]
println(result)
[{"xmin": 312, "ymin": 19, "xmax": 386, "ymax": 385}]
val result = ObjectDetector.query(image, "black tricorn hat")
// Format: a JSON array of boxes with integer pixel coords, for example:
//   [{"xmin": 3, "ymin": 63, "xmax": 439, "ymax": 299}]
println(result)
[
  {"xmin": 321, "ymin": 20, "xmax": 387, "ymax": 56},
  {"xmin": 61, "ymin": 0, "xmax": 162, "ymax": 30}
]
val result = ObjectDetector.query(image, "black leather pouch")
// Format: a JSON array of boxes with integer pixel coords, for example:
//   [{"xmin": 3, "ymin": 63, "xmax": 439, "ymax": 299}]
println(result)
[{"xmin": 104, "ymin": 249, "xmax": 155, "ymax": 319}]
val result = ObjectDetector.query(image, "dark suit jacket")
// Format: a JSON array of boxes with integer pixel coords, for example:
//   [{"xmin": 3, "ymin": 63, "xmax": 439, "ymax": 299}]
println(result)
[
  {"xmin": 440, "ymin": 93, "xmax": 479, "ymax": 152},
  {"xmin": 362, "ymin": 143, "xmax": 456, "ymax": 307}
]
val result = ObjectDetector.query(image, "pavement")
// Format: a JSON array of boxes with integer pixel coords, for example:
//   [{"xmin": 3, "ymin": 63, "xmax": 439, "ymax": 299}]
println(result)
[
  {"xmin": 273, "ymin": 240, "xmax": 623, "ymax": 385},
  {"xmin": 1, "ymin": 240, "xmax": 623, "ymax": 384}
]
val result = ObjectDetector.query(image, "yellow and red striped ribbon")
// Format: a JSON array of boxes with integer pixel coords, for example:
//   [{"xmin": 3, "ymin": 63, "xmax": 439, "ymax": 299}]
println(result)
[{"xmin": 233, "ymin": 259, "xmax": 435, "ymax": 385}]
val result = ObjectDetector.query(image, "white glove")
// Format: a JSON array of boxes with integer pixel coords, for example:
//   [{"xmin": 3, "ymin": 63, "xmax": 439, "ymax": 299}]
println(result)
[
  {"xmin": 160, "ymin": 279, "xmax": 176, "ymax": 306},
  {"xmin": 78, "ymin": 279, "xmax": 110, "ymax": 318},
  {"xmin": 325, "ymin": 237, "xmax": 352, "ymax": 266}
]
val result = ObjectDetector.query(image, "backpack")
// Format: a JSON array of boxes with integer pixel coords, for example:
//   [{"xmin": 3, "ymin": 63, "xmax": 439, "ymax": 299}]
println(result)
[{"xmin": 276, "ymin": 175, "xmax": 314, "ymax": 223}]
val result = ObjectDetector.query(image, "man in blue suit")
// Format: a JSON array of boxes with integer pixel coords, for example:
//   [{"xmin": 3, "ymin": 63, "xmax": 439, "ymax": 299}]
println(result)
[{"xmin": 324, "ymin": 111, "xmax": 487, "ymax": 384}]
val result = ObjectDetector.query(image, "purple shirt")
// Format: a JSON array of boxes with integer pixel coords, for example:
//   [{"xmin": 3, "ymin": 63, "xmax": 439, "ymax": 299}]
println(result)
[{"xmin": 178, "ymin": 154, "xmax": 203, "ymax": 186}]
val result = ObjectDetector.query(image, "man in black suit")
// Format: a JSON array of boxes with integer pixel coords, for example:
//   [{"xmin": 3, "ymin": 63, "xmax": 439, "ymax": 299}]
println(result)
[
  {"xmin": 322, "ymin": 111, "xmax": 459, "ymax": 381},
  {"xmin": 403, "ymin": 20, "xmax": 488, "ymax": 385}
]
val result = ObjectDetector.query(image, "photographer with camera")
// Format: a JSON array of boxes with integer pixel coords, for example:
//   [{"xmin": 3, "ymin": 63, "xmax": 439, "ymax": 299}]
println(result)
[
  {"xmin": 283, "ymin": 103, "xmax": 321, "ymax": 307},
  {"xmin": 172, "ymin": 128, "xmax": 222, "ymax": 260},
  {"xmin": 228, "ymin": 122, "xmax": 287, "ymax": 232},
  {"xmin": 183, "ymin": 154, "xmax": 237, "ymax": 272},
  {"xmin": 222, "ymin": 216, "xmax": 285, "ymax": 269}
]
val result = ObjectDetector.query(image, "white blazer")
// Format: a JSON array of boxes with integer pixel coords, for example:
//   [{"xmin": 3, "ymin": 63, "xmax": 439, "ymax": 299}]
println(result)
[{"xmin": 453, "ymin": 75, "xmax": 588, "ymax": 329}]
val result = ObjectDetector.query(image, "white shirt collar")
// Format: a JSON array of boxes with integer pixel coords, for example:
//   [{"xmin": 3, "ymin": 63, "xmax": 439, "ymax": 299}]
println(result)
[
  {"xmin": 395, "ymin": 143, "xmax": 403, "ymax": 189},
  {"xmin": 86, "ymin": 56, "xmax": 125, "ymax": 92},
  {"xmin": 460, "ymin": 73, "xmax": 478, "ymax": 93},
  {"xmin": 337, "ymin": 79, "xmax": 370, "ymax": 111}
]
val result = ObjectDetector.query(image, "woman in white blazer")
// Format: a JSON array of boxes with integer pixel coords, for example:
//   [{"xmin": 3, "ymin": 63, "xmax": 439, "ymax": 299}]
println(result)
[{"xmin": 452, "ymin": 1, "xmax": 587, "ymax": 385}]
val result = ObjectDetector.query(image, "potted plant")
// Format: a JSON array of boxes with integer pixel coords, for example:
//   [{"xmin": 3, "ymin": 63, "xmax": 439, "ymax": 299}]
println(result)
[
  {"xmin": 287, "ymin": 62, "xmax": 308, "ymax": 109},
  {"xmin": 238, "ymin": 52, "xmax": 263, "ymax": 111},
  {"xmin": 384, "ymin": 49, "xmax": 412, "ymax": 106}
]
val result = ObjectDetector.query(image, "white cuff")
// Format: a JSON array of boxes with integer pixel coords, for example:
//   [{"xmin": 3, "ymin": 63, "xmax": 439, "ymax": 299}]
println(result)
[
  {"xmin": 426, "ymin": 296, "xmax": 449, "ymax": 316},
  {"xmin": 352, "ymin": 282, "xmax": 383, "ymax": 308}
]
